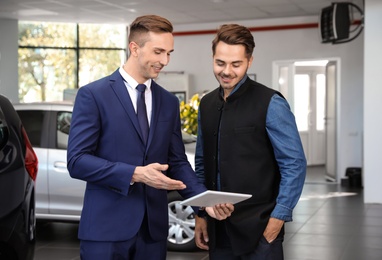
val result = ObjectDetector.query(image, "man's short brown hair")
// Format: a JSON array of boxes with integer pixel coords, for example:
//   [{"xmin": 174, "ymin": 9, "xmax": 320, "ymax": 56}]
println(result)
[
  {"xmin": 129, "ymin": 15, "xmax": 173, "ymax": 47},
  {"xmin": 212, "ymin": 24, "xmax": 255, "ymax": 60}
]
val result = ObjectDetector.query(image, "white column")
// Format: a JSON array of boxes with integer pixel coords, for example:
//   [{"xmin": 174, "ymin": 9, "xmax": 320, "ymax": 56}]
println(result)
[{"xmin": 363, "ymin": 0, "xmax": 382, "ymax": 203}]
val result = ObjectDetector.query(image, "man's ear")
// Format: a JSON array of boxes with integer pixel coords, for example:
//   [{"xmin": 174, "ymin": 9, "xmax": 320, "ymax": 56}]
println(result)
[{"xmin": 129, "ymin": 41, "xmax": 139, "ymax": 57}]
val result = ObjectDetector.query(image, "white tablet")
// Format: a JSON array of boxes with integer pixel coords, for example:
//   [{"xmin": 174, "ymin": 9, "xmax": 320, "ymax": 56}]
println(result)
[{"xmin": 180, "ymin": 190, "xmax": 252, "ymax": 207}]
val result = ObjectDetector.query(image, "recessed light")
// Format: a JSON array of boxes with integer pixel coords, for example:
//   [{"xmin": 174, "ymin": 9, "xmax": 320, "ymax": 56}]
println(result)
[{"xmin": 16, "ymin": 9, "xmax": 58, "ymax": 16}]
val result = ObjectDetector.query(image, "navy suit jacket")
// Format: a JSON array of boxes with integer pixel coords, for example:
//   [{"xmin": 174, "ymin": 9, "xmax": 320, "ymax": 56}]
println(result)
[{"xmin": 67, "ymin": 69, "xmax": 206, "ymax": 242}]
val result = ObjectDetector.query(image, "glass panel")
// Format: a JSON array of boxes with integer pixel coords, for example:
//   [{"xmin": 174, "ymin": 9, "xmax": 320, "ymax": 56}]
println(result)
[
  {"xmin": 18, "ymin": 48, "xmax": 76, "ymax": 102},
  {"xmin": 18, "ymin": 22, "xmax": 76, "ymax": 47},
  {"xmin": 79, "ymin": 49, "xmax": 125, "ymax": 86},
  {"xmin": 19, "ymin": 22, "xmax": 127, "ymax": 99},
  {"xmin": 316, "ymin": 74, "xmax": 326, "ymax": 131},
  {"xmin": 57, "ymin": 112, "xmax": 71, "ymax": 149},
  {"xmin": 17, "ymin": 110, "xmax": 45, "ymax": 147},
  {"xmin": 294, "ymin": 74, "xmax": 310, "ymax": 131},
  {"xmin": 79, "ymin": 24, "xmax": 126, "ymax": 48}
]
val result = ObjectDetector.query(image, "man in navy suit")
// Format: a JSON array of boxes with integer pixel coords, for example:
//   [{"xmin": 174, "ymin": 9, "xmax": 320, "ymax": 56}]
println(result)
[{"xmin": 67, "ymin": 15, "xmax": 233, "ymax": 260}]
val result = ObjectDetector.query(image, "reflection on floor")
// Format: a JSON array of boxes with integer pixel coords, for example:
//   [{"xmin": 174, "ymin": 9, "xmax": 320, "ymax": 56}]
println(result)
[
  {"xmin": 305, "ymin": 165, "xmax": 333, "ymax": 183},
  {"xmin": 33, "ymin": 167, "xmax": 382, "ymax": 260}
]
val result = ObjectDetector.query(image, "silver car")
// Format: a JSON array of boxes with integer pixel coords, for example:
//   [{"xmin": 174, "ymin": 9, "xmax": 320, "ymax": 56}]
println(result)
[{"xmin": 14, "ymin": 102, "xmax": 197, "ymax": 252}]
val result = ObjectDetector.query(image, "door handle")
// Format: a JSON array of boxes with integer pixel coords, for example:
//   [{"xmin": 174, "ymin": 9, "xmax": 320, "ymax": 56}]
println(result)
[{"xmin": 54, "ymin": 161, "xmax": 67, "ymax": 170}]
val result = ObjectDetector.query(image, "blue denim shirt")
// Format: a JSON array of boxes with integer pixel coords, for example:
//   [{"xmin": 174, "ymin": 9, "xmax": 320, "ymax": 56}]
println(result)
[{"xmin": 195, "ymin": 76, "xmax": 306, "ymax": 222}]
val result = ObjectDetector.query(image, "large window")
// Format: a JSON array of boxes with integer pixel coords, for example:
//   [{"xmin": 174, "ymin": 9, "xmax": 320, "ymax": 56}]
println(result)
[{"xmin": 18, "ymin": 22, "xmax": 127, "ymax": 102}]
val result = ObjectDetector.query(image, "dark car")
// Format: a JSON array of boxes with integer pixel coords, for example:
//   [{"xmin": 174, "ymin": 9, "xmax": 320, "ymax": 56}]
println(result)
[
  {"xmin": 14, "ymin": 102, "xmax": 197, "ymax": 252},
  {"xmin": 0, "ymin": 95, "xmax": 38, "ymax": 260}
]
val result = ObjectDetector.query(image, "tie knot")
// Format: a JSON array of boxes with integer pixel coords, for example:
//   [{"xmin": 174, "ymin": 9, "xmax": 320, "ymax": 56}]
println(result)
[{"xmin": 136, "ymin": 84, "xmax": 146, "ymax": 93}]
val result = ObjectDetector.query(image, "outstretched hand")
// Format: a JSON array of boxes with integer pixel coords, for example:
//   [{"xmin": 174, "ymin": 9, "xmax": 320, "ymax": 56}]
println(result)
[
  {"xmin": 206, "ymin": 203, "xmax": 234, "ymax": 220},
  {"xmin": 132, "ymin": 163, "xmax": 186, "ymax": 190}
]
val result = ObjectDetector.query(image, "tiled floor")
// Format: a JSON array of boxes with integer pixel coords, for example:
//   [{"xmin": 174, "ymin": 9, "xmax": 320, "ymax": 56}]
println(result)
[{"xmin": 33, "ymin": 166, "xmax": 382, "ymax": 260}]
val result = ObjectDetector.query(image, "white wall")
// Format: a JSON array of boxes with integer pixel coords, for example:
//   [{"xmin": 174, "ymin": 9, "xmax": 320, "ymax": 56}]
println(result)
[
  {"xmin": 0, "ymin": 18, "xmax": 19, "ymax": 102},
  {"xmin": 0, "ymin": 15, "xmax": 371, "ymax": 194},
  {"xmin": 168, "ymin": 16, "xmax": 364, "ymax": 182},
  {"xmin": 364, "ymin": 0, "xmax": 382, "ymax": 204}
]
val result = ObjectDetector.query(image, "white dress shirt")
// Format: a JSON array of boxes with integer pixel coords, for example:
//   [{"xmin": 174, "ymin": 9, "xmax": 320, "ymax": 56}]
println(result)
[{"xmin": 118, "ymin": 67, "xmax": 152, "ymax": 126}]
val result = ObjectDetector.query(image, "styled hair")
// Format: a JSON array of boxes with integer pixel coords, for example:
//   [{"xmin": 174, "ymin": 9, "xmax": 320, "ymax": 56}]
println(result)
[
  {"xmin": 212, "ymin": 24, "xmax": 255, "ymax": 60},
  {"xmin": 128, "ymin": 15, "xmax": 173, "ymax": 47}
]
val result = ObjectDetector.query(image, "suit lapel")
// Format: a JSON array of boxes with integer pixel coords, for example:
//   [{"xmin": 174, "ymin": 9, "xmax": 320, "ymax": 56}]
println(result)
[
  {"xmin": 109, "ymin": 70, "xmax": 145, "ymax": 144},
  {"xmin": 146, "ymin": 81, "xmax": 161, "ymax": 150}
]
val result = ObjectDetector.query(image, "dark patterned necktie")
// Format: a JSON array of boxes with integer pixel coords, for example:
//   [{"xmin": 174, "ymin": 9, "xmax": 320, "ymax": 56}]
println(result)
[{"xmin": 136, "ymin": 84, "xmax": 149, "ymax": 145}]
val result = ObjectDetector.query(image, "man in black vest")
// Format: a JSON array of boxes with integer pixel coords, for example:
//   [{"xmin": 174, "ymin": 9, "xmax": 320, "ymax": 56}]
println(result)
[{"xmin": 194, "ymin": 24, "xmax": 307, "ymax": 260}]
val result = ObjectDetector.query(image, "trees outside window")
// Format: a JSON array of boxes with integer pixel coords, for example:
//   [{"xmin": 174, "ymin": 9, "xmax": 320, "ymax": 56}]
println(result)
[{"xmin": 18, "ymin": 22, "xmax": 126, "ymax": 102}]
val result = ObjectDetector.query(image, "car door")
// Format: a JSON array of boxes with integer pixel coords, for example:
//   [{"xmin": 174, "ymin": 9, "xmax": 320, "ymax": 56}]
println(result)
[
  {"xmin": 47, "ymin": 108, "xmax": 84, "ymax": 220},
  {"xmin": 17, "ymin": 105, "xmax": 84, "ymax": 221}
]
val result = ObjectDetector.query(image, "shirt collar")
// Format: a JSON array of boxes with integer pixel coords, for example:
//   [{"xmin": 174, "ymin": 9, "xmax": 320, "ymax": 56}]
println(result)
[{"xmin": 118, "ymin": 66, "xmax": 152, "ymax": 90}]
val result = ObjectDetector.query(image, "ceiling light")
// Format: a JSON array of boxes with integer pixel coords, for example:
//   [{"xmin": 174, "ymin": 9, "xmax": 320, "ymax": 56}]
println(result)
[{"xmin": 16, "ymin": 9, "xmax": 58, "ymax": 16}]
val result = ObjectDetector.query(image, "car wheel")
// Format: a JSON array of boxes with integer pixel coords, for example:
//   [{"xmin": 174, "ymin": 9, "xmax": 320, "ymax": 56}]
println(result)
[{"xmin": 167, "ymin": 191, "xmax": 196, "ymax": 252}]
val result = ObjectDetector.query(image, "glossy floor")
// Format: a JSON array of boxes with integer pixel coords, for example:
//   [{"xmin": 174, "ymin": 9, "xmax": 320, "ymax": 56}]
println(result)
[{"xmin": 33, "ymin": 167, "xmax": 382, "ymax": 260}]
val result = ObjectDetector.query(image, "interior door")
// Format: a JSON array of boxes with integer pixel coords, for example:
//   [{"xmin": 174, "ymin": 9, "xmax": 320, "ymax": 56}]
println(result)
[
  {"xmin": 325, "ymin": 61, "xmax": 337, "ymax": 181},
  {"xmin": 274, "ymin": 60, "xmax": 328, "ymax": 167},
  {"xmin": 274, "ymin": 61, "xmax": 311, "ymax": 162},
  {"xmin": 294, "ymin": 67, "xmax": 326, "ymax": 165}
]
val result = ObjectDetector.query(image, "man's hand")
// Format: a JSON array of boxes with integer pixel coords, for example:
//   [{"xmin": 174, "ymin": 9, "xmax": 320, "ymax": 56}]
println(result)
[
  {"xmin": 132, "ymin": 163, "xmax": 186, "ymax": 190},
  {"xmin": 206, "ymin": 203, "xmax": 234, "ymax": 220},
  {"xmin": 194, "ymin": 216, "xmax": 209, "ymax": 250},
  {"xmin": 263, "ymin": 217, "xmax": 284, "ymax": 243}
]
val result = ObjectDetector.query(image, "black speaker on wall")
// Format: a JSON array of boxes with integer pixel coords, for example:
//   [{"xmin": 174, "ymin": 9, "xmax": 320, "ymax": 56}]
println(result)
[
  {"xmin": 320, "ymin": 3, "xmax": 350, "ymax": 43},
  {"xmin": 319, "ymin": 2, "xmax": 364, "ymax": 44}
]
